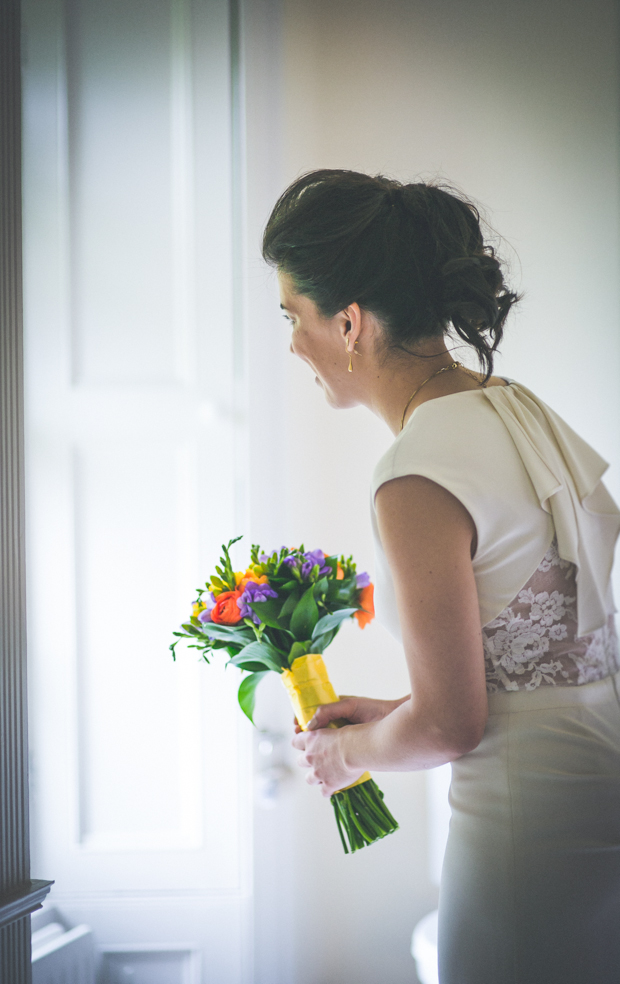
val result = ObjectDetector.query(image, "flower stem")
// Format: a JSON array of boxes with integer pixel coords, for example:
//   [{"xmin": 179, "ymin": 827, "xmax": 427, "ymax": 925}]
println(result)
[{"xmin": 330, "ymin": 778, "xmax": 399, "ymax": 854}]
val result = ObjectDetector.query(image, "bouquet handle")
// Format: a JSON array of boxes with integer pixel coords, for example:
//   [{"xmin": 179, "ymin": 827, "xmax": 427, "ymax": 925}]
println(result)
[
  {"xmin": 281, "ymin": 654, "xmax": 399, "ymax": 853},
  {"xmin": 281, "ymin": 654, "xmax": 371, "ymax": 792}
]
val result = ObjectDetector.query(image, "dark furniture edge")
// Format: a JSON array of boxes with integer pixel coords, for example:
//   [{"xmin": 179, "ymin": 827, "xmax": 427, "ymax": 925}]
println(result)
[{"xmin": 0, "ymin": 881, "xmax": 54, "ymax": 931}]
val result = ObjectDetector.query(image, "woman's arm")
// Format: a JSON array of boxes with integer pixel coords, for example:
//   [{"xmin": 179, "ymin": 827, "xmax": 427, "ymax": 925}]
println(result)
[
  {"xmin": 295, "ymin": 694, "xmax": 411, "ymax": 733},
  {"xmin": 292, "ymin": 474, "xmax": 488, "ymax": 794}
]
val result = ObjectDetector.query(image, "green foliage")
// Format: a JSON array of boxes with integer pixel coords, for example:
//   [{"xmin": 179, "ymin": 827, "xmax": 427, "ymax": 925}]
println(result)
[
  {"xmin": 217, "ymin": 536, "xmax": 243, "ymax": 591},
  {"xmin": 195, "ymin": 623, "xmax": 254, "ymax": 647},
  {"xmin": 248, "ymin": 597, "xmax": 289, "ymax": 630},
  {"xmin": 312, "ymin": 608, "xmax": 357, "ymax": 639},
  {"xmin": 309, "ymin": 629, "xmax": 338, "ymax": 654},
  {"xmin": 290, "ymin": 585, "xmax": 319, "ymax": 641},
  {"xmin": 288, "ymin": 640, "xmax": 311, "ymax": 662},
  {"xmin": 237, "ymin": 671, "xmax": 269, "ymax": 724},
  {"xmin": 230, "ymin": 640, "xmax": 285, "ymax": 673},
  {"xmin": 278, "ymin": 590, "xmax": 300, "ymax": 625},
  {"xmin": 171, "ymin": 537, "xmax": 370, "ymax": 724}
]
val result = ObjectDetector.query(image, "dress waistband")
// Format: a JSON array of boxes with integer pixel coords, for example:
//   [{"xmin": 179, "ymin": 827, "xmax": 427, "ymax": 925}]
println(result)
[{"xmin": 487, "ymin": 670, "xmax": 620, "ymax": 715}]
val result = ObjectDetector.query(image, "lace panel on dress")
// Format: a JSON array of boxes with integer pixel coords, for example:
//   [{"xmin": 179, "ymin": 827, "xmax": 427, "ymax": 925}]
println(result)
[{"xmin": 482, "ymin": 538, "xmax": 619, "ymax": 693}]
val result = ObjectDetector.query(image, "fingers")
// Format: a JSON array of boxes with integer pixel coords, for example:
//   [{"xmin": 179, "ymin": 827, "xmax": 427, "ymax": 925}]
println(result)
[
  {"xmin": 307, "ymin": 698, "xmax": 356, "ymax": 730},
  {"xmin": 295, "ymin": 748, "xmax": 323, "ymax": 789}
]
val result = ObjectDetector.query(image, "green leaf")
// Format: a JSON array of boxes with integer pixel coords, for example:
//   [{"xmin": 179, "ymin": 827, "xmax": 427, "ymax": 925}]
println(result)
[
  {"xmin": 249, "ymin": 597, "xmax": 285, "ymax": 629},
  {"xmin": 230, "ymin": 642, "xmax": 282, "ymax": 673},
  {"xmin": 290, "ymin": 585, "xmax": 319, "ymax": 641},
  {"xmin": 327, "ymin": 578, "xmax": 357, "ymax": 604},
  {"xmin": 230, "ymin": 640, "xmax": 284, "ymax": 673},
  {"xmin": 200, "ymin": 623, "xmax": 254, "ymax": 647},
  {"xmin": 288, "ymin": 640, "xmax": 311, "ymax": 663},
  {"xmin": 231, "ymin": 659, "xmax": 270, "ymax": 673},
  {"xmin": 308, "ymin": 628, "xmax": 338, "ymax": 654},
  {"xmin": 311, "ymin": 608, "xmax": 357, "ymax": 640},
  {"xmin": 181, "ymin": 622, "xmax": 202, "ymax": 637},
  {"xmin": 238, "ymin": 671, "xmax": 269, "ymax": 724},
  {"xmin": 313, "ymin": 576, "xmax": 329, "ymax": 598},
  {"xmin": 280, "ymin": 580, "xmax": 299, "ymax": 592},
  {"xmin": 278, "ymin": 590, "xmax": 300, "ymax": 625}
]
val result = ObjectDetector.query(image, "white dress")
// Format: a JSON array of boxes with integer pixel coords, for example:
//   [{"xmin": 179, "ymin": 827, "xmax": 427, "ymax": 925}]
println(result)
[{"xmin": 370, "ymin": 382, "xmax": 620, "ymax": 984}]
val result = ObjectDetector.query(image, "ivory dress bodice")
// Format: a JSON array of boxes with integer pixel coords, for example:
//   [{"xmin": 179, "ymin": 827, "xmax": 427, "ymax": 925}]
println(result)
[{"xmin": 370, "ymin": 381, "xmax": 620, "ymax": 693}]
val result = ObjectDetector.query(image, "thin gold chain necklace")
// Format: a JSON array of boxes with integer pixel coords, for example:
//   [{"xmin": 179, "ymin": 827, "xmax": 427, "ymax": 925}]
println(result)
[{"xmin": 400, "ymin": 361, "xmax": 464, "ymax": 432}]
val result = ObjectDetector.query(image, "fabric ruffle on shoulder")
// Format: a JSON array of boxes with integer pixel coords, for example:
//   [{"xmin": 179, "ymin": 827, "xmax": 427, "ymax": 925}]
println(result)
[{"xmin": 483, "ymin": 384, "xmax": 620, "ymax": 636}]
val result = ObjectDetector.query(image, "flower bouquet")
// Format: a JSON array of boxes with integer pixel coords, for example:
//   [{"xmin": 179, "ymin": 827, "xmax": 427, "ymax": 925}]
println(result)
[{"xmin": 170, "ymin": 538, "xmax": 399, "ymax": 853}]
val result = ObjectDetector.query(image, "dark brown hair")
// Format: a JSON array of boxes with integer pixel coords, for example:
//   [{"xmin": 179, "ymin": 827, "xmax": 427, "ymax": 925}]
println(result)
[{"xmin": 262, "ymin": 169, "xmax": 520, "ymax": 378}]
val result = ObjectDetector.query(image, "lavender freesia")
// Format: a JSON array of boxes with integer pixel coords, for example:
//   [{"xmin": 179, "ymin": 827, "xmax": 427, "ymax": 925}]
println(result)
[
  {"xmin": 198, "ymin": 592, "xmax": 217, "ymax": 623},
  {"xmin": 356, "ymin": 572, "xmax": 371, "ymax": 588},
  {"xmin": 297, "ymin": 549, "xmax": 331, "ymax": 579},
  {"xmin": 239, "ymin": 580, "xmax": 278, "ymax": 624}
]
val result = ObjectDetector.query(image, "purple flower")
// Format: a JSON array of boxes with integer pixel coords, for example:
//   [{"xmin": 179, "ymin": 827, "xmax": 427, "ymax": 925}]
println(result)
[
  {"xmin": 198, "ymin": 592, "xmax": 217, "ymax": 623},
  {"xmin": 300, "ymin": 549, "xmax": 332, "ymax": 580},
  {"xmin": 282, "ymin": 555, "xmax": 298, "ymax": 569},
  {"xmin": 259, "ymin": 549, "xmax": 280, "ymax": 563},
  {"xmin": 356, "ymin": 572, "xmax": 371, "ymax": 589},
  {"xmin": 238, "ymin": 580, "xmax": 278, "ymax": 625}
]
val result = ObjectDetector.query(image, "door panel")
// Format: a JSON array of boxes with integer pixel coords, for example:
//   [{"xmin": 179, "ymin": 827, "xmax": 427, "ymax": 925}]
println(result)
[{"xmin": 23, "ymin": 0, "xmax": 251, "ymax": 977}]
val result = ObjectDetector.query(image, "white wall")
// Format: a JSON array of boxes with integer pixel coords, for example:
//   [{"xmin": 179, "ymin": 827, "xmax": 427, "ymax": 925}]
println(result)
[{"xmin": 245, "ymin": 1, "xmax": 620, "ymax": 982}]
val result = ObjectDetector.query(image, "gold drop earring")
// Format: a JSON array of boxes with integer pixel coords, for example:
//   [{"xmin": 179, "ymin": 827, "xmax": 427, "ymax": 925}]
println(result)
[{"xmin": 346, "ymin": 339, "xmax": 359, "ymax": 372}]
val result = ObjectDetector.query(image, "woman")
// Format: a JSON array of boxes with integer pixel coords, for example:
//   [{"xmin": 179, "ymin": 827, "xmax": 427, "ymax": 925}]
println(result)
[{"xmin": 263, "ymin": 169, "xmax": 620, "ymax": 984}]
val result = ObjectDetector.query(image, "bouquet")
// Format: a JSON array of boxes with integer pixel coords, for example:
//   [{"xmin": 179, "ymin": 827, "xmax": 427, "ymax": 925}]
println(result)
[{"xmin": 171, "ymin": 538, "xmax": 399, "ymax": 853}]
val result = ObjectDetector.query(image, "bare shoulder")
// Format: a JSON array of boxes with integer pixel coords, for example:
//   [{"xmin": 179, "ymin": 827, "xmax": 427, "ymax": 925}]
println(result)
[{"xmin": 376, "ymin": 474, "xmax": 477, "ymax": 557}]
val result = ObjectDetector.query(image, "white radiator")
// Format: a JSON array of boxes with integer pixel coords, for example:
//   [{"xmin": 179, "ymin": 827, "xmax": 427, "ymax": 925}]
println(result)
[{"xmin": 31, "ymin": 907, "xmax": 95, "ymax": 984}]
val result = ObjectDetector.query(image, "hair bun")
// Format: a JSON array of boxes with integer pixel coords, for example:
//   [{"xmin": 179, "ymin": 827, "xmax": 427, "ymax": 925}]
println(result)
[{"xmin": 440, "ymin": 254, "xmax": 503, "ymax": 330}]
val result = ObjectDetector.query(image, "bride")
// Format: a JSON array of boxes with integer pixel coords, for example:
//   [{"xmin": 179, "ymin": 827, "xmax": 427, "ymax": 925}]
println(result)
[{"xmin": 263, "ymin": 169, "xmax": 620, "ymax": 984}]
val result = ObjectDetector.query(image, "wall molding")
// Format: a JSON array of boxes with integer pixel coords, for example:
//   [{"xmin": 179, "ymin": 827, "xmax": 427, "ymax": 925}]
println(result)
[{"xmin": 0, "ymin": 881, "xmax": 54, "ymax": 931}]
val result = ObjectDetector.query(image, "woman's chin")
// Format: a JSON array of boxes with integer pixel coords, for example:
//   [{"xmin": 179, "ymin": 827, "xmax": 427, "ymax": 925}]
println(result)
[{"xmin": 320, "ymin": 382, "xmax": 356, "ymax": 410}]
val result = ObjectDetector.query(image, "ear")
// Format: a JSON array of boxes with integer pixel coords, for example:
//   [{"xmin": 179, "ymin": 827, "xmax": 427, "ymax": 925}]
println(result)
[{"xmin": 339, "ymin": 302, "xmax": 363, "ymax": 352}]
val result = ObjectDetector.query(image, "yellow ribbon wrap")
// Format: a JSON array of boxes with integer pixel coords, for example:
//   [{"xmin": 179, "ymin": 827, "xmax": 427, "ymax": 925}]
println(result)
[{"xmin": 281, "ymin": 653, "xmax": 371, "ymax": 793}]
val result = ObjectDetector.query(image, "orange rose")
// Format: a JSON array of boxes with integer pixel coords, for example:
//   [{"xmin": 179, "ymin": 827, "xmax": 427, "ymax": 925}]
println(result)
[
  {"xmin": 354, "ymin": 583, "xmax": 375, "ymax": 629},
  {"xmin": 336, "ymin": 564, "xmax": 345, "ymax": 580},
  {"xmin": 210, "ymin": 590, "xmax": 243, "ymax": 624}
]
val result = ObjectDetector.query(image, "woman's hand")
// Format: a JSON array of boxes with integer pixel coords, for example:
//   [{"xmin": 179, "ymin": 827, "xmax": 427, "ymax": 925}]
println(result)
[
  {"xmin": 291, "ymin": 726, "xmax": 365, "ymax": 797},
  {"xmin": 291, "ymin": 696, "xmax": 408, "ymax": 793}
]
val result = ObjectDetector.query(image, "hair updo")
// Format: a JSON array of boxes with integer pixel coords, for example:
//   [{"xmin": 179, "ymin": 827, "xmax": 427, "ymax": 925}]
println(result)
[{"xmin": 262, "ymin": 169, "xmax": 520, "ymax": 378}]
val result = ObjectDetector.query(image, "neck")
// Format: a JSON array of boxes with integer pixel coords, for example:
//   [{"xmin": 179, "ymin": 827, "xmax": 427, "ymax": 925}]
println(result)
[{"xmin": 365, "ymin": 341, "xmax": 457, "ymax": 435}]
